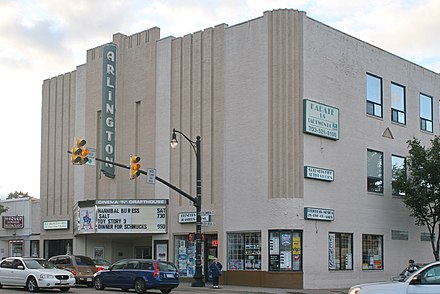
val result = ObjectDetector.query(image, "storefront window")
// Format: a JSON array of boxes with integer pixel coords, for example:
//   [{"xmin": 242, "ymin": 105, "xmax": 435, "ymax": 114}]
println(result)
[
  {"xmin": 174, "ymin": 235, "xmax": 205, "ymax": 277},
  {"xmin": 227, "ymin": 232, "xmax": 261, "ymax": 270},
  {"xmin": 9, "ymin": 240, "xmax": 23, "ymax": 257},
  {"xmin": 30, "ymin": 240, "xmax": 39, "ymax": 257},
  {"xmin": 328, "ymin": 233, "xmax": 353, "ymax": 270},
  {"xmin": 269, "ymin": 230, "xmax": 302, "ymax": 271},
  {"xmin": 362, "ymin": 234, "xmax": 383, "ymax": 270}
]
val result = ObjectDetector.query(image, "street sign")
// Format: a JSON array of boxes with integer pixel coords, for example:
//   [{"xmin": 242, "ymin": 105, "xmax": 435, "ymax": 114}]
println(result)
[
  {"xmin": 86, "ymin": 148, "xmax": 96, "ymax": 166},
  {"xmin": 146, "ymin": 168, "xmax": 156, "ymax": 184}
]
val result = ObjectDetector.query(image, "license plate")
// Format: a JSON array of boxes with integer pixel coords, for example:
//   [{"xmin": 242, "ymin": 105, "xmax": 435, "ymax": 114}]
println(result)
[
  {"xmin": 87, "ymin": 278, "xmax": 92, "ymax": 282},
  {"xmin": 166, "ymin": 274, "xmax": 174, "ymax": 278}
]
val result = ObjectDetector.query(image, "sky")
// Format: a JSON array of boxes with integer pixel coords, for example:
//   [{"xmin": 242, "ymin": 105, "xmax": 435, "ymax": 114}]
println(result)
[{"xmin": 1, "ymin": 0, "xmax": 440, "ymax": 199}]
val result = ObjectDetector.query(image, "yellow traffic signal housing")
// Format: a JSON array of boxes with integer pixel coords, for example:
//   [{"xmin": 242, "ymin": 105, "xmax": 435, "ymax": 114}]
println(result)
[
  {"xmin": 130, "ymin": 155, "xmax": 141, "ymax": 179},
  {"xmin": 71, "ymin": 138, "xmax": 88, "ymax": 165}
]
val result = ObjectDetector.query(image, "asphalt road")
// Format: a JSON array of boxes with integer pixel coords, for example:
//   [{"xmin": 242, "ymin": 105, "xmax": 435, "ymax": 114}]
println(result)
[{"xmin": 0, "ymin": 285, "xmax": 229, "ymax": 294}]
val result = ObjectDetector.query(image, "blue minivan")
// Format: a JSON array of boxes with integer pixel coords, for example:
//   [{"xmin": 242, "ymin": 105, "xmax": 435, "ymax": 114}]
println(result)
[{"xmin": 93, "ymin": 259, "xmax": 179, "ymax": 294}]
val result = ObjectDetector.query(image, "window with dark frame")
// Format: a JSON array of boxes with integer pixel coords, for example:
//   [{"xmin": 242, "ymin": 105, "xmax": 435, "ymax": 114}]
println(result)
[
  {"xmin": 391, "ymin": 82, "xmax": 406, "ymax": 124},
  {"xmin": 392, "ymin": 155, "xmax": 406, "ymax": 196},
  {"xmin": 366, "ymin": 73, "xmax": 383, "ymax": 118},
  {"xmin": 362, "ymin": 234, "xmax": 383, "ymax": 270},
  {"xmin": 420, "ymin": 93, "xmax": 433, "ymax": 132},
  {"xmin": 367, "ymin": 149, "xmax": 383, "ymax": 193},
  {"xmin": 227, "ymin": 232, "xmax": 261, "ymax": 270},
  {"xmin": 268, "ymin": 230, "xmax": 302, "ymax": 271},
  {"xmin": 328, "ymin": 233, "xmax": 353, "ymax": 270}
]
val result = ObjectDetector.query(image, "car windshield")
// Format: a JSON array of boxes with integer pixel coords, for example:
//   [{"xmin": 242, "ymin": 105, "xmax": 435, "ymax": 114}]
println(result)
[
  {"xmin": 157, "ymin": 261, "xmax": 177, "ymax": 271},
  {"xmin": 24, "ymin": 259, "xmax": 57, "ymax": 269},
  {"xmin": 93, "ymin": 259, "xmax": 110, "ymax": 266},
  {"xmin": 75, "ymin": 256, "xmax": 95, "ymax": 266}
]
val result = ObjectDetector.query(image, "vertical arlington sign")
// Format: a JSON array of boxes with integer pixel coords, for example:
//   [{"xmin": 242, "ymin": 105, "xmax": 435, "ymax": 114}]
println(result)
[
  {"xmin": 303, "ymin": 99, "xmax": 339, "ymax": 140},
  {"xmin": 101, "ymin": 43, "xmax": 117, "ymax": 178}
]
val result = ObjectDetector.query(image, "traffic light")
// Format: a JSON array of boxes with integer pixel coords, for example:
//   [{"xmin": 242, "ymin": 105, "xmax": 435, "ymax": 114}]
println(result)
[
  {"xmin": 130, "ymin": 155, "xmax": 141, "ymax": 179},
  {"xmin": 71, "ymin": 138, "xmax": 89, "ymax": 165}
]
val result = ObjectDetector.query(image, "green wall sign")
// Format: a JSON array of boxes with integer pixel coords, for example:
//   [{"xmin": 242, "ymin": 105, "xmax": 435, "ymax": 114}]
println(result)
[{"xmin": 101, "ymin": 43, "xmax": 117, "ymax": 178}]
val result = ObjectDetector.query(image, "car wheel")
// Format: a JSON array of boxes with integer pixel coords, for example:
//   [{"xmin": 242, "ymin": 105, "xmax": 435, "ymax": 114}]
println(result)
[
  {"xmin": 134, "ymin": 278, "xmax": 146, "ymax": 294},
  {"xmin": 59, "ymin": 287, "xmax": 70, "ymax": 292},
  {"xmin": 27, "ymin": 277, "xmax": 39, "ymax": 292},
  {"xmin": 94, "ymin": 276, "xmax": 105, "ymax": 290},
  {"xmin": 161, "ymin": 289, "xmax": 172, "ymax": 294}
]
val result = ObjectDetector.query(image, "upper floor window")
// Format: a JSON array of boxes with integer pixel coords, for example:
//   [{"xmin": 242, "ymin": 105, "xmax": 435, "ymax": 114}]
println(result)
[
  {"xmin": 392, "ymin": 155, "xmax": 406, "ymax": 196},
  {"xmin": 420, "ymin": 93, "xmax": 433, "ymax": 132},
  {"xmin": 366, "ymin": 74, "xmax": 383, "ymax": 118},
  {"xmin": 391, "ymin": 82, "xmax": 406, "ymax": 124},
  {"xmin": 367, "ymin": 149, "xmax": 383, "ymax": 193}
]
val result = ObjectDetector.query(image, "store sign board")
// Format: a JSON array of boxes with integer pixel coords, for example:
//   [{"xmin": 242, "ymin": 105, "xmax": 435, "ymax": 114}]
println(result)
[
  {"xmin": 96, "ymin": 205, "xmax": 167, "ymax": 234},
  {"xmin": 3, "ymin": 216, "xmax": 24, "ymax": 229},
  {"xmin": 303, "ymin": 99, "xmax": 339, "ymax": 140},
  {"xmin": 43, "ymin": 220, "xmax": 69, "ymax": 230},
  {"xmin": 304, "ymin": 207, "xmax": 334, "ymax": 221},
  {"xmin": 304, "ymin": 166, "xmax": 334, "ymax": 182}
]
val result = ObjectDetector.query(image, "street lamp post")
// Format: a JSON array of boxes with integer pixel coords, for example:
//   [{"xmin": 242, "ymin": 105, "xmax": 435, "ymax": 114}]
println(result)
[{"xmin": 170, "ymin": 128, "xmax": 205, "ymax": 287}]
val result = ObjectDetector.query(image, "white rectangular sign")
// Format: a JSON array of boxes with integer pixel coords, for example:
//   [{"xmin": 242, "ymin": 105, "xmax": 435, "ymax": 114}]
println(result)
[
  {"xmin": 96, "ymin": 205, "xmax": 167, "ymax": 233},
  {"xmin": 304, "ymin": 166, "xmax": 334, "ymax": 181},
  {"xmin": 304, "ymin": 207, "xmax": 334, "ymax": 221},
  {"xmin": 178, "ymin": 212, "xmax": 211, "ymax": 223},
  {"xmin": 303, "ymin": 99, "xmax": 339, "ymax": 140}
]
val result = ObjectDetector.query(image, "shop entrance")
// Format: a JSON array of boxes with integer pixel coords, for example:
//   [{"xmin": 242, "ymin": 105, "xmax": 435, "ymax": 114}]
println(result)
[
  {"xmin": 204, "ymin": 234, "xmax": 219, "ymax": 282},
  {"xmin": 44, "ymin": 239, "xmax": 73, "ymax": 259}
]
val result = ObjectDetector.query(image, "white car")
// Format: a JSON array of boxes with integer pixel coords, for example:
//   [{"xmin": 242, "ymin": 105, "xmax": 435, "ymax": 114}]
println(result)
[
  {"xmin": 349, "ymin": 261, "xmax": 440, "ymax": 294},
  {"xmin": 0, "ymin": 257, "xmax": 75, "ymax": 292}
]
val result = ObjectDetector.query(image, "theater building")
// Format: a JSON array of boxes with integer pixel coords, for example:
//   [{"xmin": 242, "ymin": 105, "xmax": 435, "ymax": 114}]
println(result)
[{"xmin": 40, "ymin": 9, "xmax": 439, "ymax": 289}]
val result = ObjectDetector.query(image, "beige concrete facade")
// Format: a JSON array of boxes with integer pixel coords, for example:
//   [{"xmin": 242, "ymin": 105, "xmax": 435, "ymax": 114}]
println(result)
[
  {"xmin": 0, "ymin": 197, "xmax": 40, "ymax": 258},
  {"xmin": 41, "ymin": 9, "xmax": 439, "ymax": 289}
]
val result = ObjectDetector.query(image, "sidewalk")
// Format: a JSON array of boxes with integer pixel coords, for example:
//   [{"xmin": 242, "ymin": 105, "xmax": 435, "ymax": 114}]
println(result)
[{"xmin": 177, "ymin": 282, "xmax": 348, "ymax": 294}]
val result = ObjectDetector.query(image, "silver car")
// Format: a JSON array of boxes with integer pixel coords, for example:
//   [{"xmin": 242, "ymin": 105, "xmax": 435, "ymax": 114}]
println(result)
[
  {"xmin": 0, "ymin": 257, "xmax": 75, "ymax": 292},
  {"xmin": 349, "ymin": 261, "xmax": 440, "ymax": 294}
]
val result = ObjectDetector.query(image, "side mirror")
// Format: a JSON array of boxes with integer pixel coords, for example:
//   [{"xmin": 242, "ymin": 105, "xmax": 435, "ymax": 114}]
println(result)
[
  {"xmin": 108, "ymin": 265, "xmax": 113, "ymax": 271},
  {"xmin": 410, "ymin": 274, "xmax": 422, "ymax": 285}
]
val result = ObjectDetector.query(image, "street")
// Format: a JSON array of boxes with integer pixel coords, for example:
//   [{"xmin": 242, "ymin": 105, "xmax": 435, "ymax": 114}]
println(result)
[{"xmin": 0, "ymin": 284, "xmax": 349, "ymax": 294}]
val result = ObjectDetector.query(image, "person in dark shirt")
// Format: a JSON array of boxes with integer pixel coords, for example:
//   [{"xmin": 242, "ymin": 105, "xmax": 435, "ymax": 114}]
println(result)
[
  {"xmin": 209, "ymin": 258, "xmax": 223, "ymax": 288},
  {"xmin": 405, "ymin": 259, "xmax": 419, "ymax": 274}
]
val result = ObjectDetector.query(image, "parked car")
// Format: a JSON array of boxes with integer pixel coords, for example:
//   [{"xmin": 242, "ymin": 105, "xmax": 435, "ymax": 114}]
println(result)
[
  {"xmin": 93, "ymin": 258, "xmax": 179, "ymax": 293},
  {"xmin": 92, "ymin": 259, "xmax": 111, "ymax": 271},
  {"xmin": 348, "ymin": 261, "xmax": 440, "ymax": 294},
  {"xmin": 392, "ymin": 262, "xmax": 429, "ymax": 281},
  {"xmin": 0, "ymin": 257, "xmax": 75, "ymax": 292},
  {"xmin": 48, "ymin": 255, "xmax": 96, "ymax": 287}
]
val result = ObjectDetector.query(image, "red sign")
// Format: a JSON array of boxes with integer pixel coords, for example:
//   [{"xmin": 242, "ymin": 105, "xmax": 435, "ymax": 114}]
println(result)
[
  {"xmin": 212, "ymin": 240, "xmax": 219, "ymax": 246},
  {"xmin": 3, "ymin": 216, "xmax": 24, "ymax": 229}
]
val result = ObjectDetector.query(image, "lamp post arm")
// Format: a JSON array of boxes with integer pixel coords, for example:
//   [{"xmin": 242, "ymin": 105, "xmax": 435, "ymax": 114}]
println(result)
[{"xmin": 172, "ymin": 128, "xmax": 198, "ymax": 158}]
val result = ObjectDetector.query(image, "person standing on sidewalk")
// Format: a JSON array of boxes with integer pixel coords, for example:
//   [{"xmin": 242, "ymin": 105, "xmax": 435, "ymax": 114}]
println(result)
[{"xmin": 209, "ymin": 257, "xmax": 223, "ymax": 288}]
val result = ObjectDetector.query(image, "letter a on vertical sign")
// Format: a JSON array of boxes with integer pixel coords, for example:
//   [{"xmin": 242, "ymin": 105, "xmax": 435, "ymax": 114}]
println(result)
[{"xmin": 101, "ymin": 43, "xmax": 117, "ymax": 178}]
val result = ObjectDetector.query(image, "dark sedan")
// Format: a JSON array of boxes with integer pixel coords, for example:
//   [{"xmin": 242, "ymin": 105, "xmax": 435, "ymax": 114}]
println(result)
[{"xmin": 93, "ymin": 259, "xmax": 179, "ymax": 294}]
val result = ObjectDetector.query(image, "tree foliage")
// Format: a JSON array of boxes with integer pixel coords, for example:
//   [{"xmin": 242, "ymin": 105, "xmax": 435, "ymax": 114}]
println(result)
[
  {"xmin": 7, "ymin": 191, "xmax": 29, "ymax": 199},
  {"xmin": 394, "ymin": 136, "xmax": 440, "ymax": 261}
]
